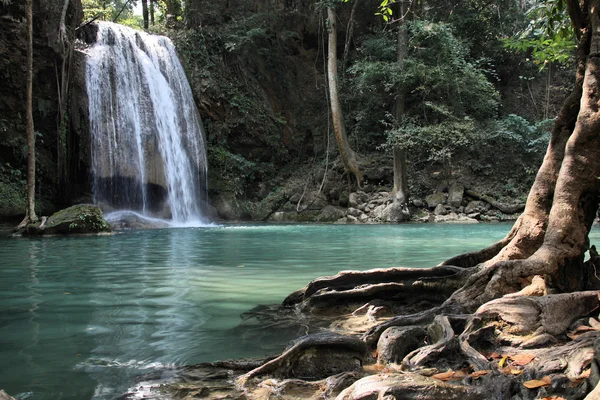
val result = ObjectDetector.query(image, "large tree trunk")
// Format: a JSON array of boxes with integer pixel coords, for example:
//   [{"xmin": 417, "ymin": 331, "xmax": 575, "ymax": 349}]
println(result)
[
  {"xmin": 326, "ymin": 7, "xmax": 363, "ymax": 186},
  {"xmin": 25, "ymin": 0, "xmax": 37, "ymax": 224}
]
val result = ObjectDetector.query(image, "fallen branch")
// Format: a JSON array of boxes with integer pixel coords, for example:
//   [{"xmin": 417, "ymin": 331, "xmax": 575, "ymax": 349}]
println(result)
[{"xmin": 465, "ymin": 189, "xmax": 525, "ymax": 214}]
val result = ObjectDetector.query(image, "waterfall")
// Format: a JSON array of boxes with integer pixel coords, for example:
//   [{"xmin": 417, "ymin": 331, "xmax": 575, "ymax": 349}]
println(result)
[{"xmin": 86, "ymin": 22, "xmax": 208, "ymax": 226}]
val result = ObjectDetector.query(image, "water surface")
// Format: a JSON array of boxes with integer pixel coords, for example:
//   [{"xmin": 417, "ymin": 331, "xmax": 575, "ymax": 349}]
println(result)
[{"xmin": 0, "ymin": 223, "xmax": 564, "ymax": 399}]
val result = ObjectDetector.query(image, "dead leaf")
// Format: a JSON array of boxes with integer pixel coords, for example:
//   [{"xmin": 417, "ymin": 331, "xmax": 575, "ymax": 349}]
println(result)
[
  {"xmin": 486, "ymin": 352, "xmax": 502, "ymax": 360},
  {"xmin": 501, "ymin": 367, "xmax": 524, "ymax": 375},
  {"xmin": 567, "ymin": 325, "xmax": 595, "ymax": 340},
  {"xmin": 510, "ymin": 353, "xmax": 535, "ymax": 366},
  {"xmin": 523, "ymin": 375, "xmax": 551, "ymax": 389},
  {"xmin": 453, "ymin": 370, "xmax": 468, "ymax": 379},
  {"xmin": 499, "ymin": 355, "xmax": 508, "ymax": 368},
  {"xmin": 541, "ymin": 397, "xmax": 566, "ymax": 400},
  {"xmin": 470, "ymin": 370, "xmax": 492, "ymax": 379},
  {"xmin": 371, "ymin": 350, "xmax": 378, "ymax": 358},
  {"xmin": 572, "ymin": 369, "xmax": 591, "ymax": 380},
  {"xmin": 432, "ymin": 370, "xmax": 456, "ymax": 381}
]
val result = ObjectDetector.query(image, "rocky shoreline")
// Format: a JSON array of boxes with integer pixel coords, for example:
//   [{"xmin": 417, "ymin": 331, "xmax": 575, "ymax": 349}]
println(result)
[{"xmin": 211, "ymin": 181, "xmax": 524, "ymax": 225}]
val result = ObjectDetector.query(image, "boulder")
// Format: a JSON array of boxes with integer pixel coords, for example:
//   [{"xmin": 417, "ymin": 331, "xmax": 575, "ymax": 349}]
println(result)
[
  {"xmin": 411, "ymin": 198, "xmax": 424, "ymax": 208},
  {"xmin": 318, "ymin": 206, "xmax": 347, "ymax": 222},
  {"xmin": 448, "ymin": 182, "xmax": 464, "ymax": 208},
  {"xmin": 346, "ymin": 215, "xmax": 359, "ymax": 224},
  {"xmin": 339, "ymin": 191, "xmax": 350, "ymax": 207},
  {"xmin": 381, "ymin": 203, "xmax": 405, "ymax": 223},
  {"xmin": 424, "ymin": 192, "xmax": 446, "ymax": 209},
  {"xmin": 347, "ymin": 207, "xmax": 362, "ymax": 218},
  {"xmin": 348, "ymin": 192, "xmax": 361, "ymax": 208},
  {"xmin": 371, "ymin": 204, "xmax": 387, "ymax": 221},
  {"xmin": 329, "ymin": 187, "xmax": 341, "ymax": 201},
  {"xmin": 17, "ymin": 204, "xmax": 112, "ymax": 235},
  {"xmin": 464, "ymin": 200, "xmax": 487, "ymax": 214},
  {"xmin": 434, "ymin": 213, "xmax": 478, "ymax": 224},
  {"xmin": 357, "ymin": 191, "xmax": 370, "ymax": 203},
  {"xmin": 214, "ymin": 194, "xmax": 239, "ymax": 220},
  {"xmin": 433, "ymin": 204, "xmax": 446, "ymax": 216}
]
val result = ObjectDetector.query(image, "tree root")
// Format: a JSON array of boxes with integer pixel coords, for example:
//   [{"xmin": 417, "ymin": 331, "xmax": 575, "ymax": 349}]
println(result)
[{"xmin": 238, "ymin": 332, "xmax": 367, "ymax": 385}]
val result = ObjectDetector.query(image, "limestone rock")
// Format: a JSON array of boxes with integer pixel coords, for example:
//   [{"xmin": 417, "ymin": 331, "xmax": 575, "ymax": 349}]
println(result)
[
  {"xmin": 318, "ymin": 206, "xmax": 347, "ymax": 222},
  {"xmin": 433, "ymin": 204, "xmax": 446, "ymax": 216},
  {"xmin": 424, "ymin": 192, "xmax": 446, "ymax": 209},
  {"xmin": 411, "ymin": 198, "xmax": 424, "ymax": 208},
  {"xmin": 434, "ymin": 213, "xmax": 478, "ymax": 224},
  {"xmin": 464, "ymin": 200, "xmax": 487, "ymax": 214},
  {"xmin": 381, "ymin": 203, "xmax": 405, "ymax": 223},
  {"xmin": 347, "ymin": 207, "xmax": 362, "ymax": 218},
  {"xmin": 448, "ymin": 182, "xmax": 464, "ymax": 208},
  {"xmin": 18, "ymin": 204, "xmax": 111, "ymax": 235},
  {"xmin": 346, "ymin": 215, "xmax": 359, "ymax": 224}
]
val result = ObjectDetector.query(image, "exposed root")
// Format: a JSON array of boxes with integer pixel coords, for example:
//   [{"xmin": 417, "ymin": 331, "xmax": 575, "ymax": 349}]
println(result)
[
  {"xmin": 238, "ymin": 332, "xmax": 367, "ymax": 385},
  {"xmin": 401, "ymin": 315, "xmax": 456, "ymax": 370}
]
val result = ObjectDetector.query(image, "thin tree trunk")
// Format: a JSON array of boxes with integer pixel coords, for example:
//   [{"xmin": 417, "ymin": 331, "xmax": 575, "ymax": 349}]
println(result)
[
  {"xmin": 150, "ymin": 0, "xmax": 155, "ymax": 25},
  {"xmin": 142, "ymin": 0, "xmax": 149, "ymax": 29},
  {"xmin": 58, "ymin": 0, "xmax": 70, "ymax": 46},
  {"xmin": 392, "ymin": 0, "xmax": 410, "ymax": 207},
  {"xmin": 326, "ymin": 7, "xmax": 363, "ymax": 186},
  {"xmin": 25, "ymin": 0, "xmax": 37, "ymax": 223},
  {"xmin": 342, "ymin": 0, "xmax": 358, "ymax": 73}
]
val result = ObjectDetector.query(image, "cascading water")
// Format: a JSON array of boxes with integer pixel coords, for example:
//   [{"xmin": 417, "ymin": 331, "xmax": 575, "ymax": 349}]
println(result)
[{"xmin": 86, "ymin": 21, "xmax": 208, "ymax": 226}]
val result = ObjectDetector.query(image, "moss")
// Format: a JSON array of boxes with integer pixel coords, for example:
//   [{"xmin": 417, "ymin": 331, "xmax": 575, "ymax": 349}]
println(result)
[{"xmin": 42, "ymin": 204, "xmax": 111, "ymax": 234}]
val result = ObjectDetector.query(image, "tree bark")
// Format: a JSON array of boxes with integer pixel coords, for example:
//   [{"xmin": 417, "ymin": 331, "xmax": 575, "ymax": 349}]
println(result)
[
  {"xmin": 142, "ymin": 0, "xmax": 149, "ymax": 29},
  {"xmin": 25, "ymin": 0, "xmax": 37, "ymax": 223},
  {"xmin": 392, "ymin": 0, "xmax": 411, "ymax": 207},
  {"xmin": 327, "ymin": 7, "xmax": 363, "ymax": 186},
  {"xmin": 150, "ymin": 0, "xmax": 155, "ymax": 25}
]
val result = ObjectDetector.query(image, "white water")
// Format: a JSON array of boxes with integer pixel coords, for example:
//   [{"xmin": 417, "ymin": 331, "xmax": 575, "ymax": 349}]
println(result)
[{"xmin": 86, "ymin": 22, "xmax": 208, "ymax": 225}]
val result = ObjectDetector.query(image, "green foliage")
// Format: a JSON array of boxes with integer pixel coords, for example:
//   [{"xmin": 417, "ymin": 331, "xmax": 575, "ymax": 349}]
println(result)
[
  {"xmin": 503, "ymin": 0, "xmax": 576, "ymax": 67},
  {"xmin": 82, "ymin": 0, "xmax": 136, "ymax": 22},
  {"xmin": 207, "ymin": 146, "xmax": 258, "ymax": 195},
  {"xmin": 0, "ymin": 162, "xmax": 27, "ymax": 216},
  {"xmin": 346, "ymin": 21, "xmax": 499, "ymax": 156}
]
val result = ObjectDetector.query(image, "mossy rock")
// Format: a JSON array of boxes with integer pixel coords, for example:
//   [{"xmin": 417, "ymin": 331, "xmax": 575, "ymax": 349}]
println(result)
[{"xmin": 19, "ymin": 204, "xmax": 111, "ymax": 235}]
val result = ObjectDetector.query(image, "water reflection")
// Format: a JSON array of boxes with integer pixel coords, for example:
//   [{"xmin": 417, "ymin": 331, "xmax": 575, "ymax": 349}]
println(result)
[{"xmin": 4, "ymin": 223, "xmax": 592, "ymax": 399}]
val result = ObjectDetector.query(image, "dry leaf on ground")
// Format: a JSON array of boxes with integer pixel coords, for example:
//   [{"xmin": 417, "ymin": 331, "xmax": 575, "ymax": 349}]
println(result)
[
  {"xmin": 523, "ymin": 376, "xmax": 551, "ymax": 389},
  {"xmin": 510, "ymin": 354, "xmax": 535, "ymax": 366},
  {"xmin": 432, "ymin": 370, "xmax": 458, "ymax": 381},
  {"xmin": 470, "ymin": 370, "xmax": 492, "ymax": 379}
]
